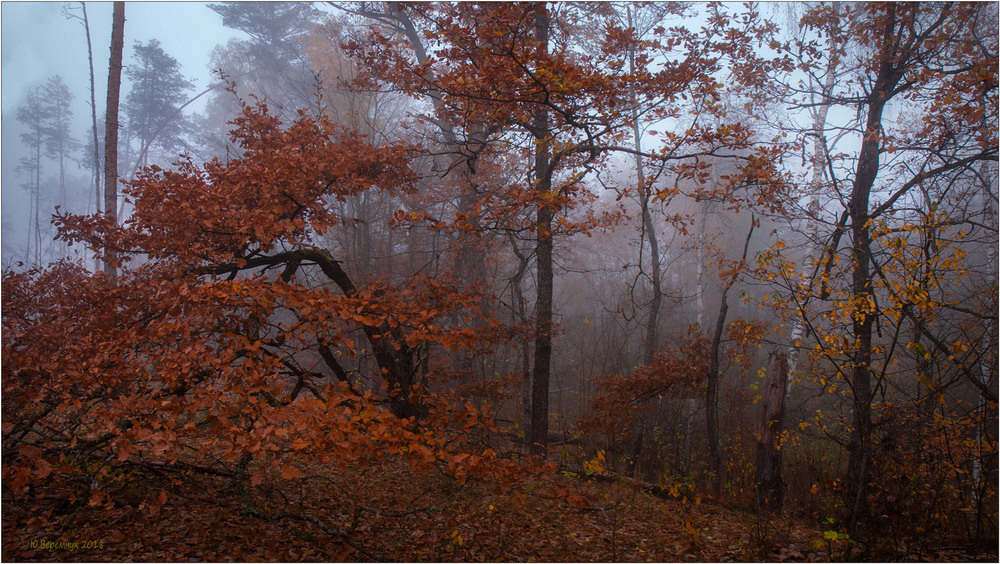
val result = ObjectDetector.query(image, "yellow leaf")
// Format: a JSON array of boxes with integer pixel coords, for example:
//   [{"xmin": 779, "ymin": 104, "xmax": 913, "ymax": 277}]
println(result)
[{"xmin": 685, "ymin": 518, "xmax": 697, "ymax": 537}]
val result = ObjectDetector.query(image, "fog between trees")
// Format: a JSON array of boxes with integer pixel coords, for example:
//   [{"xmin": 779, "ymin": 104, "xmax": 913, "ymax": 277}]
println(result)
[{"xmin": 3, "ymin": 2, "xmax": 997, "ymax": 558}]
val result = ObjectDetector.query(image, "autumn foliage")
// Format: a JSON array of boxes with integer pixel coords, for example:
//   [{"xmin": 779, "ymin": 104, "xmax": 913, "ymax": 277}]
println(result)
[
  {"xmin": 3, "ymin": 97, "xmax": 520, "ymax": 547},
  {"xmin": 3, "ymin": 2, "xmax": 998, "ymax": 561},
  {"xmin": 578, "ymin": 328, "xmax": 708, "ymax": 445}
]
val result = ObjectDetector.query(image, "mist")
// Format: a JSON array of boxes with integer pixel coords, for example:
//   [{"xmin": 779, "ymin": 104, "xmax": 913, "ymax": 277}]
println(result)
[{"xmin": 2, "ymin": 3, "xmax": 996, "ymax": 561}]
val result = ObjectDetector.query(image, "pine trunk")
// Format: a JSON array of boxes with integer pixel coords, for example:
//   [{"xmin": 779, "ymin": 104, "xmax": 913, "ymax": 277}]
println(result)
[{"xmin": 103, "ymin": 1, "xmax": 125, "ymax": 278}]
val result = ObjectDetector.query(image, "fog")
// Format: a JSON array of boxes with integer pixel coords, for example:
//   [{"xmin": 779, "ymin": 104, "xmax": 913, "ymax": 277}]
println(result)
[
  {"xmin": 2, "ymin": 2, "xmax": 242, "ymax": 262},
  {"xmin": 1, "ymin": 4, "xmax": 995, "ymax": 557}
]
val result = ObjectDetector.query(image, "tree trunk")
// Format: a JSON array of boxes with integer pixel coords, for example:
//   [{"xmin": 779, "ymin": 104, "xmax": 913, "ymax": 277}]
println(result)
[
  {"xmin": 103, "ymin": 1, "xmax": 124, "ymax": 278},
  {"xmin": 625, "ymin": 5, "xmax": 659, "ymax": 474},
  {"xmin": 626, "ymin": 419, "xmax": 645, "ymax": 477},
  {"xmin": 313, "ymin": 253, "xmax": 419, "ymax": 419},
  {"xmin": 34, "ymin": 143, "xmax": 42, "ymax": 266},
  {"xmin": 56, "ymin": 100, "xmax": 69, "ymax": 259},
  {"xmin": 529, "ymin": 4, "xmax": 553, "ymax": 456},
  {"xmin": 82, "ymin": 2, "xmax": 100, "ymax": 216},
  {"xmin": 689, "ymin": 204, "xmax": 711, "ymax": 475},
  {"xmin": 787, "ymin": 19, "xmax": 840, "ymax": 398},
  {"xmin": 31, "ymin": 128, "xmax": 42, "ymax": 266},
  {"xmin": 707, "ymin": 218, "xmax": 755, "ymax": 494},
  {"xmin": 971, "ymin": 156, "xmax": 997, "ymax": 543},
  {"xmin": 507, "ymin": 231, "xmax": 534, "ymax": 451},
  {"xmin": 755, "ymin": 351, "xmax": 788, "ymax": 512},
  {"xmin": 705, "ymin": 291, "xmax": 727, "ymax": 494},
  {"xmin": 626, "ymin": 5, "xmax": 662, "ymax": 368},
  {"xmin": 845, "ymin": 5, "xmax": 901, "ymax": 535},
  {"xmin": 80, "ymin": 2, "xmax": 102, "ymax": 270}
]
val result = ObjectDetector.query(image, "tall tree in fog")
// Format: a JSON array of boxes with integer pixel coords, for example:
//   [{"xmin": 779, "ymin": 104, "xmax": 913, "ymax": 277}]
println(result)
[
  {"xmin": 42, "ymin": 76, "xmax": 79, "ymax": 260},
  {"xmin": 208, "ymin": 2, "xmax": 318, "ymax": 115},
  {"xmin": 835, "ymin": 3, "xmax": 996, "ymax": 537},
  {"xmin": 16, "ymin": 86, "xmax": 48, "ymax": 266},
  {"xmin": 301, "ymin": 14, "xmax": 413, "ymax": 289},
  {"xmin": 64, "ymin": 2, "xmax": 102, "ymax": 216},
  {"xmin": 123, "ymin": 39, "xmax": 194, "ymax": 172},
  {"xmin": 609, "ymin": 2, "xmax": 684, "ymax": 367},
  {"xmin": 611, "ymin": 2, "xmax": 683, "ymax": 472},
  {"xmin": 41, "ymin": 76, "xmax": 78, "ymax": 213},
  {"xmin": 13, "ymin": 76, "xmax": 78, "ymax": 264},
  {"xmin": 104, "ymin": 1, "xmax": 124, "ymax": 277}
]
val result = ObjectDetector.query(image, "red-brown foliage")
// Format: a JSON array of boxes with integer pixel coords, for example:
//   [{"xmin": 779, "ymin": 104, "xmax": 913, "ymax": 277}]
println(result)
[{"xmin": 577, "ymin": 327, "xmax": 710, "ymax": 443}]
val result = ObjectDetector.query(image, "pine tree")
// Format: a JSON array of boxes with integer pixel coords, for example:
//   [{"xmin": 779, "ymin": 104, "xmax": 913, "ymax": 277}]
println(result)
[
  {"xmin": 123, "ymin": 39, "xmax": 194, "ymax": 173},
  {"xmin": 41, "ymin": 76, "xmax": 78, "ymax": 214},
  {"xmin": 16, "ymin": 86, "xmax": 47, "ymax": 266}
]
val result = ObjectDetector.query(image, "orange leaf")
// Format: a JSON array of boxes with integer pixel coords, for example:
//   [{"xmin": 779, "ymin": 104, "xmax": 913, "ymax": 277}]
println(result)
[{"xmin": 88, "ymin": 488, "xmax": 106, "ymax": 507}]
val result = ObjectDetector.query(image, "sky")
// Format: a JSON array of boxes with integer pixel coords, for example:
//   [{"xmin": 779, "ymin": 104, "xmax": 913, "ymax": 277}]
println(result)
[{"xmin": 1, "ymin": 1, "xmax": 246, "ymax": 265}]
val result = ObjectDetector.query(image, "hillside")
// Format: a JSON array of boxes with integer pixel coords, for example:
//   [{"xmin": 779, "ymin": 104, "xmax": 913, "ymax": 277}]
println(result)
[{"xmin": 3, "ymin": 455, "xmax": 994, "ymax": 562}]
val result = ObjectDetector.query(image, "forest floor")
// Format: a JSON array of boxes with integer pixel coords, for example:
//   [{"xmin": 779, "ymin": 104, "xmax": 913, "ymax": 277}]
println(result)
[{"xmin": 3, "ymin": 455, "xmax": 996, "ymax": 562}]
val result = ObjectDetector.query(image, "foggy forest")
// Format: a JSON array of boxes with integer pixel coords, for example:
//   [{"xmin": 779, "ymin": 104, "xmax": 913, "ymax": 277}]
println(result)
[{"xmin": 2, "ymin": 2, "xmax": 997, "ymax": 562}]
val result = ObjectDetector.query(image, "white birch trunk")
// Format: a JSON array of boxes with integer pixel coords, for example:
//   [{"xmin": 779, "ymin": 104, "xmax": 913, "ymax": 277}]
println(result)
[{"xmin": 785, "ymin": 20, "xmax": 841, "ymax": 401}]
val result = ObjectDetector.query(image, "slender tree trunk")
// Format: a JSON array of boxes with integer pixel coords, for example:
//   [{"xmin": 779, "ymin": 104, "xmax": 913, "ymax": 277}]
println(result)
[
  {"xmin": 57, "ymin": 106, "xmax": 68, "ymax": 259},
  {"xmin": 786, "ymin": 4, "xmax": 840, "ymax": 402},
  {"xmin": 625, "ymin": 6, "xmax": 662, "ymax": 367},
  {"xmin": 845, "ymin": 93, "xmax": 885, "ymax": 547},
  {"xmin": 640, "ymin": 210, "xmax": 661, "ymax": 356},
  {"xmin": 971, "ymin": 157, "xmax": 997, "ymax": 542},
  {"xmin": 33, "ymin": 141, "xmax": 42, "ymax": 266},
  {"xmin": 103, "ymin": 1, "xmax": 125, "ymax": 278},
  {"xmin": 705, "ymin": 296, "xmax": 727, "ymax": 494},
  {"xmin": 25, "ymin": 164, "xmax": 34, "ymax": 265},
  {"xmin": 707, "ymin": 217, "xmax": 755, "ymax": 494},
  {"xmin": 57, "ymin": 132, "xmax": 66, "ymax": 210},
  {"xmin": 624, "ymin": 5, "xmax": 659, "ymax": 476},
  {"xmin": 507, "ymin": 232, "xmax": 534, "ymax": 451},
  {"xmin": 20, "ymin": 102, "xmax": 45, "ymax": 266},
  {"xmin": 686, "ymin": 204, "xmax": 711, "ymax": 475},
  {"xmin": 529, "ymin": 168, "xmax": 554, "ymax": 456},
  {"xmin": 82, "ymin": 2, "xmax": 101, "ymax": 218},
  {"xmin": 529, "ymin": 4, "xmax": 553, "ymax": 456},
  {"xmin": 696, "ymin": 205, "xmax": 709, "ymax": 328},
  {"xmin": 846, "ymin": 154, "xmax": 876, "ymax": 538}
]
